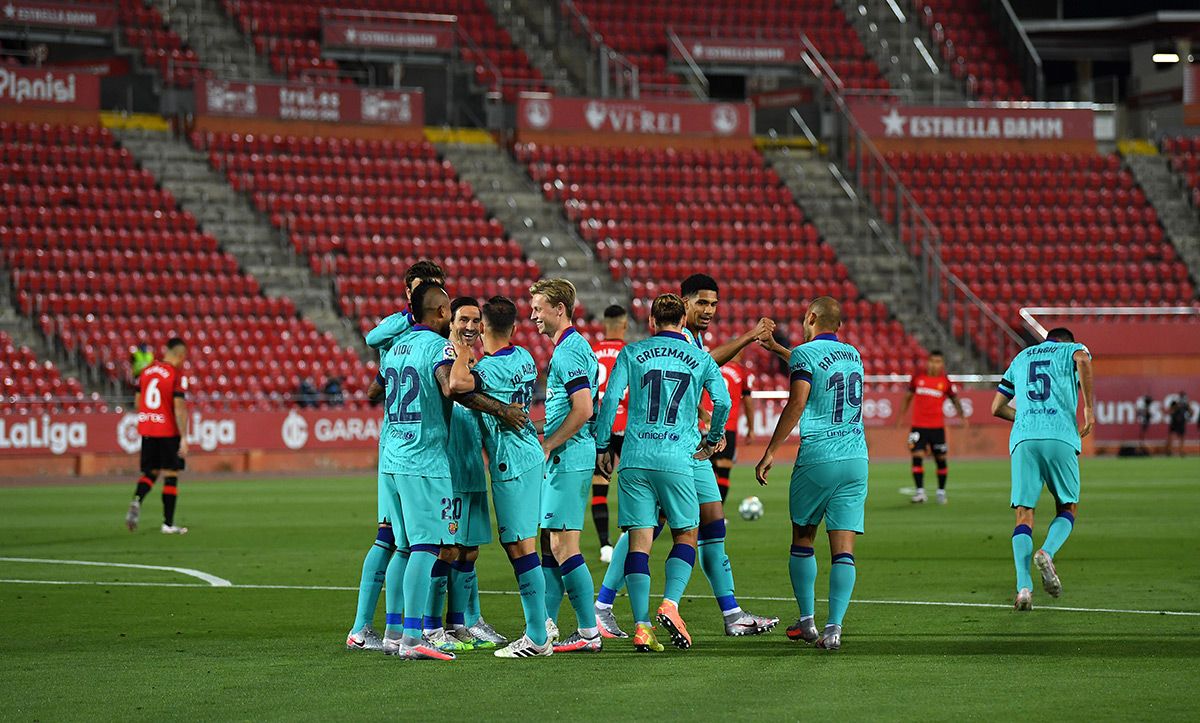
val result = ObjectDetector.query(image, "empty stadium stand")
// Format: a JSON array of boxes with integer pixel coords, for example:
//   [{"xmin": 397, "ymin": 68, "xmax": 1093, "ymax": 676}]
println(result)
[
  {"xmin": 1162, "ymin": 136, "xmax": 1200, "ymax": 207},
  {"xmin": 0, "ymin": 121, "xmax": 368, "ymax": 409},
  {"xmin": 191, "ymin": 131, "xmax": 605, "ymax": 370},
  {"xmin": 517, "ymin": 142, "xmax": 929, "ymax": 384},
  {"xmin": 221, "ymin": 0, "xmax": 547, "ymax": 95},
  {"xmin": 914, "ymin": 0, "xmax": 1027, "ymax": 100},
  {"xmin": 119, "ymin": 0, "xmax": 210, "ymax": 87},
  {"xmin": 0, "ymin": 331, "xmax": 102, "ymax": 413},
  {"xmin": 571, "ymin": 0, "xmax": 888, "ymax": 97}
]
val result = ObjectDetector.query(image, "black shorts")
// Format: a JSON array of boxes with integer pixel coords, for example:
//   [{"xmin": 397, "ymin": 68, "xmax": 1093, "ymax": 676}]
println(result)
[
  {"xmin": 1169, "ymin": 422, "xmax": 1187, "ymax": 435},
  {"xmin": 141, "ymin": 436, "xmax": 184, "ymax": 474},
  {"xmin": 908, "ymin": 427, "xmax": 947, "ymax": 455},
  {"xmin": 594, "ymin": 433, "xmax": 624, "ymax": 479},
  {"xmin": 711, "ymin": 430, "xmax": 737, "ymax": 463}
]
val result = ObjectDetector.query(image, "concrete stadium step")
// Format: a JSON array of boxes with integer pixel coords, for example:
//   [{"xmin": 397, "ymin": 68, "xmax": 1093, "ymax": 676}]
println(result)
[
  {"xmin": 841, "ymin": 0, "xmax": 965, "ymax": 102},
  {"xmin": 1125, "ymin": 153, "xmax": 1200, "ymax": 285},
  {"xmin": 439, "ymin": 140, "xmax": 633, "ymax": 320},
  {"xmin": 147, "ymin": 0, "xmax": 278, "ymax": 80},
  {"xmin": 110, "ymin": 126, "xmax": 365, "ymax": 357},
  {"xmin": 484, "ymin": 0, "xmax": 577, "ymax": 94},
  {"xmin": 0, "ymin": 269, "xmax": 99, "ymax": 391},
  {"xmin": 765, "ymin": 146, "xmax": 979, "ymax": 372}
]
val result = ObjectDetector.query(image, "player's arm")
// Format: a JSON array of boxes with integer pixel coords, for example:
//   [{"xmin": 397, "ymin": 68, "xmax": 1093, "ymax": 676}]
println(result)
[
  {"xmin": 367, "ymin": 370, "xmax": 385, "ymax": 402},
  {"xmin": 364, "ymin": 311, "xmax": 410, "ymax": 351},
  {"xmin": 594, "ymin": 352, "xmax": 628, "ymax": 475},
  {"xmin": 697, "ymin": 361, "xmax": 732, "ymax": 460},
  {"xmin": 433, "ymin": 364, "xmax": 527, "ymax": 430},
  {"xmin": 992, "ymin": 367, "xmax": 1016, "ymax": 423},
  {"xmin": 708, "ymin": 317, "xmax": 775, "ymax": 366},
  {"xmin": 446, "ymin": 332, "xmax": 478, "ymax": 395},
  {"xmin": 742, "ymin": 388, "xmax": 755, "ymax": 431},
  {"xmin": 895, "ymin": 389, "xmax": 914, "ymax": 427},
  {"xmin": 756, "ymin": 334, "xmax": 791, "ymax": 363},
  {"xmin": 1075, "ymin": 348, "xmax": 1095, "ymax": 439},
  {"xmin": 544, "ymin": 388, "xmax": 593, "ymax": 461},
  {"xmin": 949, "ymin": 388, "xmax": 969, "ymax": 428},
  {"xmin": 174, "ymin": 389, "xmax": 189, "ymax": 457},
  {"xmin": 756, "ymin": 373, "xmax": 811, "ymax": 486}
]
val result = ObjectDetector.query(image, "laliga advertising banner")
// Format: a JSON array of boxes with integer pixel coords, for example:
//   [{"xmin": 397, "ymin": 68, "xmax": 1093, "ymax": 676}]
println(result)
[
  {"xmin": 0, "ymin": 1, "xmax": 117, "ymax": 30},
  {"xmin": 847, "ymin": 100, "xmax": 1095, "ymax": 152},
  {"xmin": 0, "ymin": 409, "xmax": 384, "ymax": 457},
  {"xmin": 671, "ymin": 37, "xmax": 803, "ymax": 65},
  {"xmin": 194, "ymin": 79, "xmax": 424, "ymax": 126},
  {"xmin": 323, "ymin": 20, "xmax": 455, "ymax": 53},
  {"xmin": 0, "ymin": 66, "xmax": 100, "ymax": 108},
  {"xmin": 517, "ymin": 96, "xmax": 752, "ymax": 138}
]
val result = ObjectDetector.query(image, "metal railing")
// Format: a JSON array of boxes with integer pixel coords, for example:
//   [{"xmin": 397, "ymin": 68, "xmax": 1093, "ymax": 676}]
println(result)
[
  {"xmin": 557, "ymin": 0, "xmax": 639, "ymax": 97},
  {"xmin": 796, "ymin": 33, "xmax": 1024, "ymax": 369},
  {"xmin": 665, "ymin": 26, "xmax": 709, "ymax": 100},
  {"xmin": 992, "ymin": 0, "xmax": 1044, "ymax": 100}
]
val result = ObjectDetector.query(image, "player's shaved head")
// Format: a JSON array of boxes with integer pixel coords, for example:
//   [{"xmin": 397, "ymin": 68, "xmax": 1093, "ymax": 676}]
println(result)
[
  {"xmin": 803, "ymin": 296, "xmax": 842, "ymax": 342},
  {"xmin": 412, "ymin": 282, "xmax": 450, "ymax": 324},
  {"xmin": 1046, "ymin": 327, "xmax": 1075, "ymax": 343}
]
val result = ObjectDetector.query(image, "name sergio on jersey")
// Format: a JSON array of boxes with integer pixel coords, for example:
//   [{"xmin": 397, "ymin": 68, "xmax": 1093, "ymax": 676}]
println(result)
[
  {"xmin": 816, "ymin": 348, "xmax": 861, "ymax": 371},
  {"xmin": 634, "ymin": 346, "xmax": 699, "ymax": 369}
]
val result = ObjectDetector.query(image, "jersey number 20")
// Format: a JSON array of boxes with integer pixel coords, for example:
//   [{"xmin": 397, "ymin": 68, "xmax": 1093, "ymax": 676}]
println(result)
[{"xmin": 384, "ymin": 367, "xmax": 421, "ymax": 423}]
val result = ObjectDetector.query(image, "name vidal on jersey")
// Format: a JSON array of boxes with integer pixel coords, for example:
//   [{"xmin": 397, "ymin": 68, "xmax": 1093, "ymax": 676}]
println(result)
[
  {"xmin": 817, "ymin": 348, "xmax": 861, "ymax": 371},
  {"xmin": 635, "ymin": 346, "xmax": 699, "ymax": 369}
]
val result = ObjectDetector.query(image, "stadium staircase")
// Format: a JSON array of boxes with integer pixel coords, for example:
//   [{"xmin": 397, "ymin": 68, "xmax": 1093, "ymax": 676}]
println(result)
[
  {"xmin": 841, "ymin": 0, "xmax": 962, "ymax": 102},
  {"xmin": 143, "ymin": 0, "xmax": 278, "ymax": 80},
  {"xmin": 483, "ymin": 0, "xmax": 577, "ymax": 94},
  {"xmin": 439, "ymin": 136, "xmax": 631, "ymax": 316},
  {"xmin": 1132, "ymin": 144, "xmax": 1200, "ymax": 288},
  {"xmin": 764, "ymin": 146, "xmax": 976, "ymax": 372},
  {"xmin": 0, "ymin": 271, "xmax": 99, "ymax": 400},
  {"xmin": 110, "ymin": 126, "xmax": 364, "ymax": 355}
]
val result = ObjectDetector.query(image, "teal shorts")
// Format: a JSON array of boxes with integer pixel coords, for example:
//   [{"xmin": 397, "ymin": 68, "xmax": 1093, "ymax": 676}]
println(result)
[
  {"xmin": 789, "ymin": 458, "xmax": 869, "ymax": 534},
  {"xmin": 379, "ymin": 473, "xmax": 456, "ymax": 547},
  {"xmin": 618, "ymin": 466, "xmax": 699, "ymax": 531},
  {"xmin": 541, "ymin": 463, "xmax": 590, "ymax": 531},
  {"xmin": 452, "ymin": 490, "xmax": 492, "ymax": 547},
  {"xmin": 1010, "ymin": 439, "xmax": 1080, "ymax": 509},
  {"xmin": 692, "ymin": 458, "xmax": 722, "ymax": 505},
  {"xmin": 493, "ymin": 463, "xmax": 542, "ymax": 543}
]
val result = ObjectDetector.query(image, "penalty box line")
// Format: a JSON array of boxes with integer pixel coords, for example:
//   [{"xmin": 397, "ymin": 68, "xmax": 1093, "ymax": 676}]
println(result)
[{"xmin": 1, "ymin": 576, "xmax": 1197, "ymax": 618}]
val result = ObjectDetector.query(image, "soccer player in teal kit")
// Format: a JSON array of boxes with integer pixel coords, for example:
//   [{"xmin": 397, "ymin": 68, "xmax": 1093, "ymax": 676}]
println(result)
[
  {"xmin": 756, "ymin": 297, "xmax": 868, "ymax": 651},
  {"xmin": 595, "ymin": 293, "xmax": 731, "ymax": 652},
  {"xmin": 991, "ymin": 327, "xmax": 1094, "ymax": 611},
  {"xmin": 529, "ymin": 278, "xmax": 600, "ymax": 647}
]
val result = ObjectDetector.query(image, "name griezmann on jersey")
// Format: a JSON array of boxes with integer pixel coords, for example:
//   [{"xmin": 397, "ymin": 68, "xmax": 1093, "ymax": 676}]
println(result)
[{"xmin": 634, "ymin": 346, "xmax": 700, "ymax": 369}]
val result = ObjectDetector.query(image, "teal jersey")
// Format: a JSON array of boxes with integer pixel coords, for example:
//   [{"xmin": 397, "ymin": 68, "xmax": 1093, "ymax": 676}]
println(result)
[
  {"xmin": 544, "ymin": 327, "xmax": 598, "ymax": 469},
  {"xmin": 788, "ymin": 334, "xmax": 869, "ymax": 466},
  {"xmin": 596, "ymin": 331, "xmax": 730, "ymax": 475},
  {"xmin": 378, "ymin": 326, "xmax": 453, "ymax": 477},
  {"xmin": 366, "ymin": 309, "xmax": 414, "ymax": 351},
  {"xmin": 997, "ymin": 340, "xmax": 1089, "ymax": 454},
  {"xmin": 472, "ymin": 345, "xmax": 543, "ymax": 481},
  {"xmin": 683, "ymin": 327, "xmax": 707, "ymax": 352},
  {"xmin": 448, "ymin": 404, "xmax": 486, "ymax": 493}
]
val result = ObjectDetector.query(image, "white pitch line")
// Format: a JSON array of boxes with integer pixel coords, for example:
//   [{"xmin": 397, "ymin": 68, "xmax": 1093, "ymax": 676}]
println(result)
[
  {"xmin": 0, "ymin": 557, "xmax": 232, "ymax": 587},
  {"xmin": 1, "ymin": 578, "xmax": 1197, "ymax": 617}
]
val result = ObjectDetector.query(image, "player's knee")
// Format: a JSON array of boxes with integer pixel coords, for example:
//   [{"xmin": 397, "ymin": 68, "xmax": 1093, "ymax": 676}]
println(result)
[
  {"xmin": 437, "ymin": 546, "xmax": 458, "ymax": 562},
  {"xmin": 791, "ymin": 523, "xmax": 817, "ymax": 546},
  {"xmin": 1056, "ymin": 502, "xmax": 1077, "ymax": 517},
  {"xmin": 698, "ymin": 501, "xmax": 723, "ymax": 525},
  {"xmin": 673, "ymin": 527, "xmax": 699, "ymax": 547},
  {"xmin": 460, "ymin": 546, "xmax": 480, "ymax": 563},
  {"xmin": 1013, "ymin": 507, "xmax": 1035, "ymax": 526}
]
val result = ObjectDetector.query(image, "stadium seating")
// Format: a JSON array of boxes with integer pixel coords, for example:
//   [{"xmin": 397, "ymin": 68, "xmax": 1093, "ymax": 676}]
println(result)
[
  {"xmin": 0, "ymin": 121, "xmax": 368, "ymax": 410},
  {"xmin": 914, "ymin": 0, "xmax": 1027, "ymax": 100},
  {"xmin": 0, "ymin": 331, "xmax": 104, "ymax": 414},
  {"xmin": 517, "ymin": 142, "xmax": 928, "ymax": 383},
  {"xmin": 572, "ymin": 0, "xmax": 888, "ymax": 97},
  {"xmin": 221, "ymin": 0, "xmax": 547, "ymax": 97},
  {"xmin": 191, "ymin": 131, "xmax": 602, "ymax": 369},
  {"xmin": 874, "ymin": 150, "xmax": 1196, "ymax": 362},
  {"xmin": 119, "ymin": 0, "xmax": 210, "ymax": 88},
  {"xmin": 1161, "ymin": 135, "xmax": 1200, "ymax": 207}
]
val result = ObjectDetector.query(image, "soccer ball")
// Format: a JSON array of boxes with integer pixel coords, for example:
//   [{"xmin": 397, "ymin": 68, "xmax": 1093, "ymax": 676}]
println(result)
[{"xmin": 738, "ymin": 496, "xmax": 764, "ymax": 521}]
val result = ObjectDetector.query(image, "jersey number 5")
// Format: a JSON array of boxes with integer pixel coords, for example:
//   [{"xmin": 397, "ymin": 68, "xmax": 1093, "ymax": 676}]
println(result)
[
  {"xmin": 827, "ymin": 371, "xmax": 863, "ymax": 423},
  {"xmin": 1027, "ymin": 360, "xmax": 1051, "ymax": 402},
  {"xmin": 383, "ymin": 367, "xmax": 421, "ymax": 423}
]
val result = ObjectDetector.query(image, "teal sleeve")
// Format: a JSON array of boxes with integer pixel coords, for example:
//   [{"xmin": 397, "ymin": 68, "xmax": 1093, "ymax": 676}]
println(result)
[
  {"xmin": 562, "ymin": 344, "xmax": 593, "ymax": 395},
  {"xmin": 788, "ymin": 346, "xmax": 813, "ymax": 385},
  {"xmin": 704, "ymin": 359, "xmax": 732, "ymax": 445},
  {"xmin": 366, "ymin": 311, "xmax": 411, "ymax": 351},
  {"xmin": 997, "ymin": 359, "xmax": 1016, "ymax": 398},
  {"xmin": 595, "ymin": 349, "xmax": 628, "ymax": 452}
]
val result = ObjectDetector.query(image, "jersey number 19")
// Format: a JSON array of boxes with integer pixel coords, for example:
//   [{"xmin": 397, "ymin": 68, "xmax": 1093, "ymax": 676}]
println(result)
[{"xmin": 827, "ymin": 371, "xmax": 863, "ymax": 423}]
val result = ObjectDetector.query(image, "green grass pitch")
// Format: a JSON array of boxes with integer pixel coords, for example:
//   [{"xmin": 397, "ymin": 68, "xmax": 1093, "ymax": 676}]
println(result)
[{"xmin": 2, "ymin": 458, "xmax": 1198, "ymax": 721}]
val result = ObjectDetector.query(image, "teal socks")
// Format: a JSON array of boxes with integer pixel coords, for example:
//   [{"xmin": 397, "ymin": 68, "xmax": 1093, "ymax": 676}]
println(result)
[
  {"xmin": 599, "ymin": 532, "xmax": 629, "ymax": 596},
  {"xmin": 512, "ymin": 553, "xmax": 548, "ymax": 645},
  {"xmin": 448, "ymin": 559, "xmax": 477, "ymax": 628},
  {"xmin": 424, "ymin": 558, "xmax": 450, "ymax": 631},
  {"xmin": 789, "ymin": 545, "xmax": 817, "ymax": 617},
  {"xmin": 625, "ymin": 551, "xmax": 652, "ymax": 625},
  {"xmin": 401, "ymin": 547, "xmax": 438, "ymax": 644},
  {"xmin": 541, "ymin": 555, "xmax": 564, "ymax": 623},
  {"xmin": 827, "ymin": 553, "xmax": 856, "ymax": 627},
  {"xmin": 1041, "ymin": 512, "xmax": 1075, "ymax": 558},
  {"xmin": 560, "ymin": 554, "xmax": 597, "ymax": 629},
  {"xmin": 663, "ymin": 544, "xmax": 697, "ymax": 604},
  {"xmin": 1013, "ymin": 525, "xmax": 1034, "ymax": 592},
  {"xmin": 351, "ymin": 528, "xmax": 394, "ymax": 632},
  {"xmin": 699, "ymin": 519, "xmax": 738, "ymax": 614},
  {"xmin": 383, "ymin": 548, "xmax": 409, "ymax": 634}
]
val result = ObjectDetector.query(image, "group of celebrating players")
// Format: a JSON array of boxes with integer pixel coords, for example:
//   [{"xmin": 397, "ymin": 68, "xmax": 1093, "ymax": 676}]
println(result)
[{"xmin": 120, "ymin": 255, "xmax": 1097, "ymax": 660}]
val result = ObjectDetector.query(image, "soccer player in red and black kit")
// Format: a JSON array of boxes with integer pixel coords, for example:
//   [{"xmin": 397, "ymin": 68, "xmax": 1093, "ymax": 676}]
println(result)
[
  {"xmin": 709, "ymin": 347, "xmax": 755, "ymax": 503},
  {"xmin": 590, "ymin": 304, "xmax": 628, "ymax": 563},
  {"xmin": 896, "ymin": 350, "xmax": 967, "ymax": 504},
  {"xmin": 125, "ymin": 337, "xmax": 190, "ymax": 533}
]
